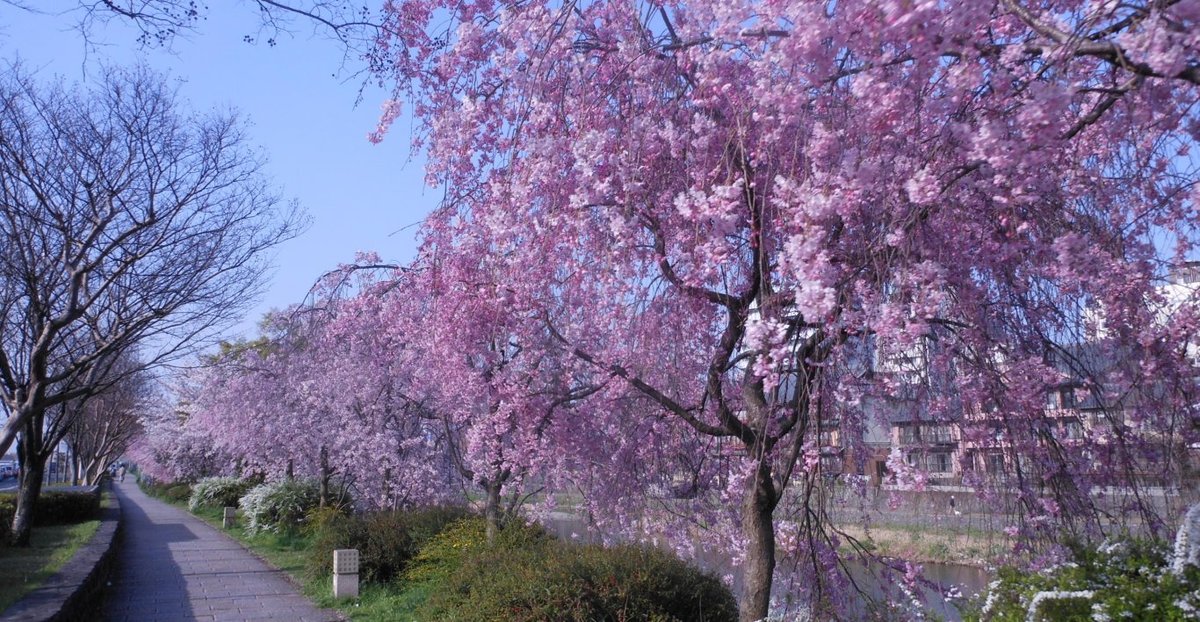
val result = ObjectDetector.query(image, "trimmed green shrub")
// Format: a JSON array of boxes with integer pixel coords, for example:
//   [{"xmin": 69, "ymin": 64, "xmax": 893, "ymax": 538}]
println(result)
[
  {"xmin": 137, "ymin": 479, "xmax": 163, "ymax": 496},
  {"xmin": 306, "ymin": 506, "xmax": 472, "ymax": 584},
  {"xmin": 304, "ymin": 505, "xmax": 349, "ymax": 536},
  {"xmin": 139, "ymin": 479, "xmax": 179, "ymax": 500},
  {"xmin": 239, "ymin": 479, "xmax": 319, "ymax": 534},
  {"xmin": 163, "ymin": 483, "xmax": 193, "ymax": 503},
  {"xmin": 403, "ymin": 517, "xmax": 493, "ymax": 587},
  {"xmin": 188, "ymin": 477, "xmax": 252, "ymax": 511},
  {"xmin": 0, "ymin": 488, "xmax": 101, "ymax": 540},
  {"xmin": 400, "ymin": 506, "xmax": 476, "ymax": 548},
  {"xmin": 34, "ymin": 489, "xmax": 101, "ymax": 524},
  {"xmin": 563, "ymin": 543, "xmax": 738, "ymax": 622},
  {"xmin": 409, "ymin": 518, "xmax": 737, "ymax": 622},
  {"xmin": 141, "ymin": 480, "xmax": 192, "ymax": 504},
  {"xmin": 0, "ymin": 496, "xmax": 12, "ymax": 542}
]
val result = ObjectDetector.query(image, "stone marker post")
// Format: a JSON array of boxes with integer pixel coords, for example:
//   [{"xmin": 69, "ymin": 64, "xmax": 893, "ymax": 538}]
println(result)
[
  {"xmin": 333, "ymin": 549, "xmax": 359, "ymax": 599},
  {"xmin": 222, "ymin": 507, "xmax": 236, "ymax": 529}
]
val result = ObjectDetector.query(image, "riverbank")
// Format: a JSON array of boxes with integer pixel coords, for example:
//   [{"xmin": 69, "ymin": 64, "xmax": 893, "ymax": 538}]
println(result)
[{"xmin": 836, "ymin": 522, "xmax": 1009, "ymax": 568}]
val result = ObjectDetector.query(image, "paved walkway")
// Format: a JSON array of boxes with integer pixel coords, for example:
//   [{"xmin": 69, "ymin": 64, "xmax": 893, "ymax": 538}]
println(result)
[{"xmin": 100, "ymin": 480, "xmax": 340, "ymax": 622}]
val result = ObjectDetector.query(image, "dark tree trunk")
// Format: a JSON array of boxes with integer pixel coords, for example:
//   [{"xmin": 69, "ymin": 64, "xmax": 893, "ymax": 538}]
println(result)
[
  {"xmin": 10, "ymin": 458, "xmax": 45, "ymax": 547},
  {"xmin": 383, "ymin": 467, "xmax": 394, "ymax": 509},
  {"xmin": 318, "ymin": 445, "xmax": 330, "ymax": 508},
  {"xmin": 285, "ymin": 458, "xmax": 294, "ymax": 480},
  {"xmin": 484, "ymin": 479, "xmax": 503, "ymax": 544},
  {"xmin": 739, "ymin": 461, "xmax": 777, "ymax": 622},
  {"xmin": 70, "ymin": 449, "xmax": 83, "ymax": 486}
]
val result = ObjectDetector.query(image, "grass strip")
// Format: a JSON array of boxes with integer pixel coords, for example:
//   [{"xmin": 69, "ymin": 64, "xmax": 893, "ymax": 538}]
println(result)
[{"xmin": 0, "ymin": 519, "xmax": 102, "ymax": 612}]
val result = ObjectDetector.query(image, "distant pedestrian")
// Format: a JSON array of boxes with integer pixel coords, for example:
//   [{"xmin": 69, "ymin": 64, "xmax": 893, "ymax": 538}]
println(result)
[
  {"xmin": 118, "ymin": 464, "xmax": 126, "ymax": 483},
  {"xmin": 950, "ymin": 494, "xmax": 961, "ymax": 516}
]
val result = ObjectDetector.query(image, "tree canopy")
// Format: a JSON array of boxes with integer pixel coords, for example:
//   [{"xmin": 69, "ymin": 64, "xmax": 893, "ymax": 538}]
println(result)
[{"xmin": 131, "ymin": 1, "xmax": 1200, "ymax": 619}]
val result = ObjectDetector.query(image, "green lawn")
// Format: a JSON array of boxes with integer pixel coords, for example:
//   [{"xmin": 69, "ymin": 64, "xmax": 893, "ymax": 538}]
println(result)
[{"xmin": 0, "ymin": 520, "xmax": 101, "ymax": 612}]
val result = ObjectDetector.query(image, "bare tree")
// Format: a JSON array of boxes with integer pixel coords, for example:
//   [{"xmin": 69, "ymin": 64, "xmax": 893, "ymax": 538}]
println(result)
[
  {"xmin": 65, "ymin": 359, "xmax": 149, "ymax": 486},
  {"xmin": 4, "ymin": 2, "xmax": 388, "ymax": 51},
  {"xmin": 9, "ymin": 351, "xmax": 140, "ymax": 545},
  {"xmin": 0, "ymin": 64, "xmax": 302, "ymax": 543}
]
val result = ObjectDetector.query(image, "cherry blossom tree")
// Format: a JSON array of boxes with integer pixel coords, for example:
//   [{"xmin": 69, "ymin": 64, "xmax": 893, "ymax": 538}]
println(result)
[
  {"xmin": 128, "ymin": 373, "xmax": 229, "ymax": 485},
  {"xmin": 184, "ymin": 265, "xmax": 459, "ymax": 510},
  {"xmin": 184, "ymin": 251, "xmax": 590, "ymax": 534},
  {"xmin": 367, "ymin": 1, "xmax": 1200, "ymax": 619},
  {"xmin": 415, "ymin": 228, "xmax": 603, "ymax": 541}
]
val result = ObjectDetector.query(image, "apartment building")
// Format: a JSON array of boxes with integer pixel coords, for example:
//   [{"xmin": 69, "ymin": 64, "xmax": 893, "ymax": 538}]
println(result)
[{"xmin": 815, "ymin": 262, "xmax": 1200, "ymax": 488}]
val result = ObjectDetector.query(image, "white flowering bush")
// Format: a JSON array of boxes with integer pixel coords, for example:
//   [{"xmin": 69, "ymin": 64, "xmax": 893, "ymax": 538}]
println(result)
[
  {"xmin": 187, "ymin": 476, "xmax": 253, "ymax": 511},
  {"xmin": 239, "ymin": 478, "xmax": 320, "ymax": 534},
  {"xmin": 967, "ymin": 536, "xmax": 1200, "ymax": 621},
  {"xmin": 1171, "ymin": 503, "xmax": 1200, "ymax": 575}
]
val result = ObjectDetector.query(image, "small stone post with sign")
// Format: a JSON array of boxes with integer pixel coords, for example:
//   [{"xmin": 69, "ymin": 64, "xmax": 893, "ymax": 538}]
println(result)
[
  {"xmin": 222, "ymin": 507, "xmax": 236, "ymax": 529},
  {"xmin": 333, "ymin": 549, "xmax": 359, "ymax": 599}
]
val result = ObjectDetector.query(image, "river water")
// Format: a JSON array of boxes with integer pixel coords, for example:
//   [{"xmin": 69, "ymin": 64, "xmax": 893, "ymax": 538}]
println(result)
[{"xmin": 542, "ymin": 512, "xmax": 991, "ymax": 620}]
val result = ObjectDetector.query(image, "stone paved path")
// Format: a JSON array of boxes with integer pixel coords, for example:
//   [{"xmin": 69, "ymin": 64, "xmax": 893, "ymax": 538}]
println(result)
[{"xmin": 99, "ymin": 480, "xmax": 341, "ymax": 622}]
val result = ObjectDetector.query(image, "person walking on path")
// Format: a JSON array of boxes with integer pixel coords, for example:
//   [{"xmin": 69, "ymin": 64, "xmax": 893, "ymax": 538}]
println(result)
[
  {"xmin": 117, "ymin": 464, "xmax": 126, "ymax": 483},
  {"xmin": 100, "ymin": 479, "xmax": 341, "ymax": 621}
]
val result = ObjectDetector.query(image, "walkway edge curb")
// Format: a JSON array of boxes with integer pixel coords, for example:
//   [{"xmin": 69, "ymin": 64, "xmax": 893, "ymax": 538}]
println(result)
[{"xmin": 0, "ymin": 484, "xmax": 122, "ymax": 622}]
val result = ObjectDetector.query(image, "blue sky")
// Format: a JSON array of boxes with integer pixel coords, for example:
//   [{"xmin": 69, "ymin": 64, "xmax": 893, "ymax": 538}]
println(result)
[{"xmin": 0, "ymin": 4, "xmax": 437, "ymax": 340}]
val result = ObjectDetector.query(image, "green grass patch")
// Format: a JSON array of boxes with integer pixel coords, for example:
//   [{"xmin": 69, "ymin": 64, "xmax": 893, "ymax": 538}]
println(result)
[
  {"xmin": 306, "ymin": 581, "xmax": 432, "ymax": 621},
  {"xmin": 0, "ymin": 520, "xmax": 101, "ymax": 612},
  {"xmin": 187, "ymin": 505, "xmax": 422, "ymax": 619}
]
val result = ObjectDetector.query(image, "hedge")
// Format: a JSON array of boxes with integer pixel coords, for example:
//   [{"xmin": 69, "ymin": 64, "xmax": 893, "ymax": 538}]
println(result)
[{"xmin": 0, "ymin": 488, "xmax": 101, "ymax": 543}]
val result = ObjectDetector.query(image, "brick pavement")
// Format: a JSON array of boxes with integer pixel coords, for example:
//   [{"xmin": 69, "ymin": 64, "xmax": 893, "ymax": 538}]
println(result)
[{"xmin": 99, "ymin": 480, "xmax": 341, "ymax": 622}]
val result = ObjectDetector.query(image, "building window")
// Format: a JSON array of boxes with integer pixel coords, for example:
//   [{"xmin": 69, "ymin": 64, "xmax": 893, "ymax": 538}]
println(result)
[
  {"xmin": 925, "ymin": 425, "xmax": 953, "ymax": 444},
  {"xmin": 1061, "ymin": 420, "xmax": 1083, "ymax": 440},
  {"xmin": 1046, "ymin": 387, "xmax": 1078, "ymax": 410},
  {"xmin": 819, "ymin": 452, "xmax": 843, "ymax": 475},
  {"xmin": 1061, "ymin": 388, "xmax": 1077, "ymax": 409},
  {"xmin": 985, "ymin": 452, "xmax": 1005, "ymax": 475},
  {"xmin": 927, "ymin": 452, "xmax": 953, "ymax": 473},
  {"xmin": 899, "ymin": 425, "xmax": 920, "ymax": 444}
]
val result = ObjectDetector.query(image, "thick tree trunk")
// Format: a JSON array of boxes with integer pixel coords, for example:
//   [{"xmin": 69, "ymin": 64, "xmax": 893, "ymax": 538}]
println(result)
[
  {"xmin": 84, "ymin": 457, "xmax": 103, "ymax": 486},
  {"xmin": 0, "ymin": 409, "xmax": 27, "ymax": 464},
  {"xmin": 484, "ymin": 479, "xmax": 503, "ymax": 544},
  {"xmin": 383, "ymin": 467, "xmax": 394, "ymax": 509},
  {"xmin": 71, "ymin": 451, "xmax": 84, "ymax": 486},
  {"xmin": 318, "ymin": 446, "xmax": 330, "ymax": 508},
  {"xmin": 739, "ymin": 463, "xmax": 777, "ymax": 622},
  {"xmin": 10, "ymin": 459, "xmax": 45, "ymax": 547}
]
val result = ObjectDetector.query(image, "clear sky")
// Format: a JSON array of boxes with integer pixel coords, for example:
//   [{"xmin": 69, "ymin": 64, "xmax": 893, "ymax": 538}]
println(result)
[{"xmin": 0, "ymin": 4, "xmax": 437, "ymax": 341}]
